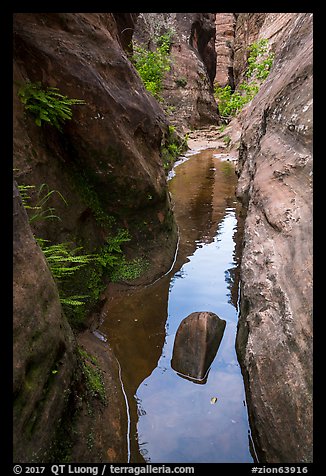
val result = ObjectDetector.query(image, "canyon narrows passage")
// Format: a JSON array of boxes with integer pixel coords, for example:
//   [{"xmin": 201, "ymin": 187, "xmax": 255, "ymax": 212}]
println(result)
[
  {"xmin": 13, "ymin": 12, "xmax": 312, "ymax": 465},
  {"xmin": 97, "ymin": 148, "xmax": 254, "ymax": 463}
]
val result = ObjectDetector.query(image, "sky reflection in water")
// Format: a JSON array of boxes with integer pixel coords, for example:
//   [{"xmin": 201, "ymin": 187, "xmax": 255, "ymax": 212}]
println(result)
[
  {"xmin": 136, "ymin": 210, "xmax": 253, "ymax": 463},
  {"xmin": 100, "ymin": 151, "xmax": 253, "ymax": 463}
]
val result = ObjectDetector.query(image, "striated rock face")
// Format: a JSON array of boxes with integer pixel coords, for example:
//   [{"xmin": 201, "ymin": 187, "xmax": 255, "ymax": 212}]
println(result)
[
  {"xmin": 214, "ymin": 13, "xmax": 237, "ymax": 88},
  {"xmin": 133, "ymin": 13, "xmax": 219, "ymax": 131},
  {"xmin": 171, "ymin": 311, "xmax": 226, "ymax": 383},
  {"xmin": 235, "ymin": 13, "xmax": 313, "ymax": 462},
  {"xmin": 13, "ymin": 180, "xmax": 77, "ymax": 462},
  {"xmin": 13, "ymin": 13, "xmax": 177, "ymax": 270}
]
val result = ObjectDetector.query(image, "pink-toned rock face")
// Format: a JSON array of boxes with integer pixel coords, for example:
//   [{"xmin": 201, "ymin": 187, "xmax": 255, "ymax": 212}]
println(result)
[
  {"xmin": 235, "ymin": 13, "xmax": 313, "ymax": 463},
  {"xmin": 171, "ymin": 311, "xmax": 226, "ymax": 383},
  {"xmin": 214, "ymin": 13, "xmax": 237, "ymax": 88},
  {"xmin": 12, "ymin": 11, "xmax": 313, "ymax": 464}
]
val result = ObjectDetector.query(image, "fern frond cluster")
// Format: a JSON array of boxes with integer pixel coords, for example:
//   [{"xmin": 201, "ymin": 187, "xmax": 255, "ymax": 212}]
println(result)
[
  {"xmin": 78, "ymin": 347, "xmax": 107, "ymax": 403},
  {"xmin": 59, "ymin": 296, "xmax": 89, "ymax": 307},
  {"xmin": 18, "ymin": 81, "xmax": 85, "ymax": 131},
  {"xmin": 16, "ymin": 179, "xmax": 149, "ymax": 326},
  {"xmin": 36, "ymin": 239, "xmax": 96, "ymax": 280},
  {"xmin": 132, "ymin": 31, "xmax": 174, "ymax": 100},
  {"xmin": 17, "ymin": 183, "xmax": 67, "ymax": 223}
]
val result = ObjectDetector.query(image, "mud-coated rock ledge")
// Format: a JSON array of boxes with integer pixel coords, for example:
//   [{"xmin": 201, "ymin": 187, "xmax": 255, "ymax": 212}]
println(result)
[{"xmin": 235, "ymin": 13, "xmax": 313, "ymax": 463}]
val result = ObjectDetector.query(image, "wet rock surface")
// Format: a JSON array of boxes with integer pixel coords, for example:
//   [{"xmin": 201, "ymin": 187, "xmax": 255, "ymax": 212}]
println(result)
[
  {"xmin": 72, "ymin": 331, "xmax": 129, "ymax": 462},
  {"xmin": 235, "ymin": 13, "xmax": 313, "ymax": 463},
  {"xmin": 171, "ymin": 311, "xmax": 226, "ymax": 383},
  {"xmin": 12, "ymin": 11, "xmax": 314, "ymax": 464}
]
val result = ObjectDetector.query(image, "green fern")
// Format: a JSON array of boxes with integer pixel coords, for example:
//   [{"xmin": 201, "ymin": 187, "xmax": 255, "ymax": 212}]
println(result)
[
  {"xmin": 18, "ymin": 81, "xmax": 85, "ymax": 131},
  {"xmin": 17, "ymin": 178, "xmax": 148, "ymax": 317},
  {"xmin": 59, "ymin": 296, "xmax": 89, "ymax": 307},
  {"xmin": 17, "ymin": 183, "xmax": 67, "ymax": 223},
  {"xmin": 36, "ymin": 239, "xmax": 96, "ymax": 280}
]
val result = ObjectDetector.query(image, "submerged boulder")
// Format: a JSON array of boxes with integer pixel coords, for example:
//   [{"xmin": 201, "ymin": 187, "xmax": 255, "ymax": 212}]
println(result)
[{"xmin": 171, "ymin": 311, "xmax": 226, "ymax": 383}]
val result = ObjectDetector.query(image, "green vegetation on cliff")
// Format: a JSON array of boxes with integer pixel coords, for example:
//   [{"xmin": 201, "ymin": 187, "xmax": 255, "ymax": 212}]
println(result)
[
  {"xmin": 214, "ymin": 39, "xmax": 274, "ymax": 121},
  {"xmin": 78, "ymin": 348, "xmax": 107, "ymax": 404},
  {"xmin": 17, "ymin": 183, "xmax": 67, "ymax": 223},
  {"xmin": 132, "ymin": 31, "xmax": 173, "ymax": 100},
  {"xmin": 17, "ymin": 182, "xmax": 148, "ymax": 329},
  {"xmin": 160, "ymin": 125, "xmax": 188, "ymax": 172}
]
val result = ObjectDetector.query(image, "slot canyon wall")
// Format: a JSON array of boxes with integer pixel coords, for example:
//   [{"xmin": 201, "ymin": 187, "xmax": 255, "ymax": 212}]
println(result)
[
  {"xmin": 234, "ymin": 13, "xmax": 313, "ymax": 462},
  {"xmin": 13, "ymin": 12, "xmax": 179, "ymax": 462}
]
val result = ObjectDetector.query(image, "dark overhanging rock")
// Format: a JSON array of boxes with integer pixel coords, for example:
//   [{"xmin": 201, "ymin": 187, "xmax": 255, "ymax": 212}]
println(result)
[{"xmin": 171, "ymin": 311, "xmax": 226, "ymax": 384}]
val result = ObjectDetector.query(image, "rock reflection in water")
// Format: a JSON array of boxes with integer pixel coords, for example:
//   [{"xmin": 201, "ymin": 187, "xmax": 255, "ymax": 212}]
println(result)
[{"xmin": 99, "ymin": 149, "xmax": 252, "ymax": 462}]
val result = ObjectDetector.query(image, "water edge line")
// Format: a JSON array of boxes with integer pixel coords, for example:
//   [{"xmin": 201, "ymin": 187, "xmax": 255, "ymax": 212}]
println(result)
[{"xmin": 115, "ymin": 356, "xmax": 131, "ymax": 463}]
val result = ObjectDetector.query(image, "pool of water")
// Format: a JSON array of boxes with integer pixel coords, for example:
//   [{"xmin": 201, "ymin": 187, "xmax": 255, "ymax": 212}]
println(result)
[{"xmin": 99, "ymin": 148, "xmax": 254, "ymax": 463}]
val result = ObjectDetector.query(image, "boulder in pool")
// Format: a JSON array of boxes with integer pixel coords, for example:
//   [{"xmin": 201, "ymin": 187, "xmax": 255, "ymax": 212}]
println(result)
[{"xmin": 171, "ymin": 311, "xmax": 226, "ymax": 383}]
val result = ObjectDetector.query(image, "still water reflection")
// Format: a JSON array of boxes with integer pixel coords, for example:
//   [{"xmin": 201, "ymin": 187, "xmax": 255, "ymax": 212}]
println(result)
[{"xmin": 99, "ymin": 149, "xmax": 253, "ymax": 463}]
